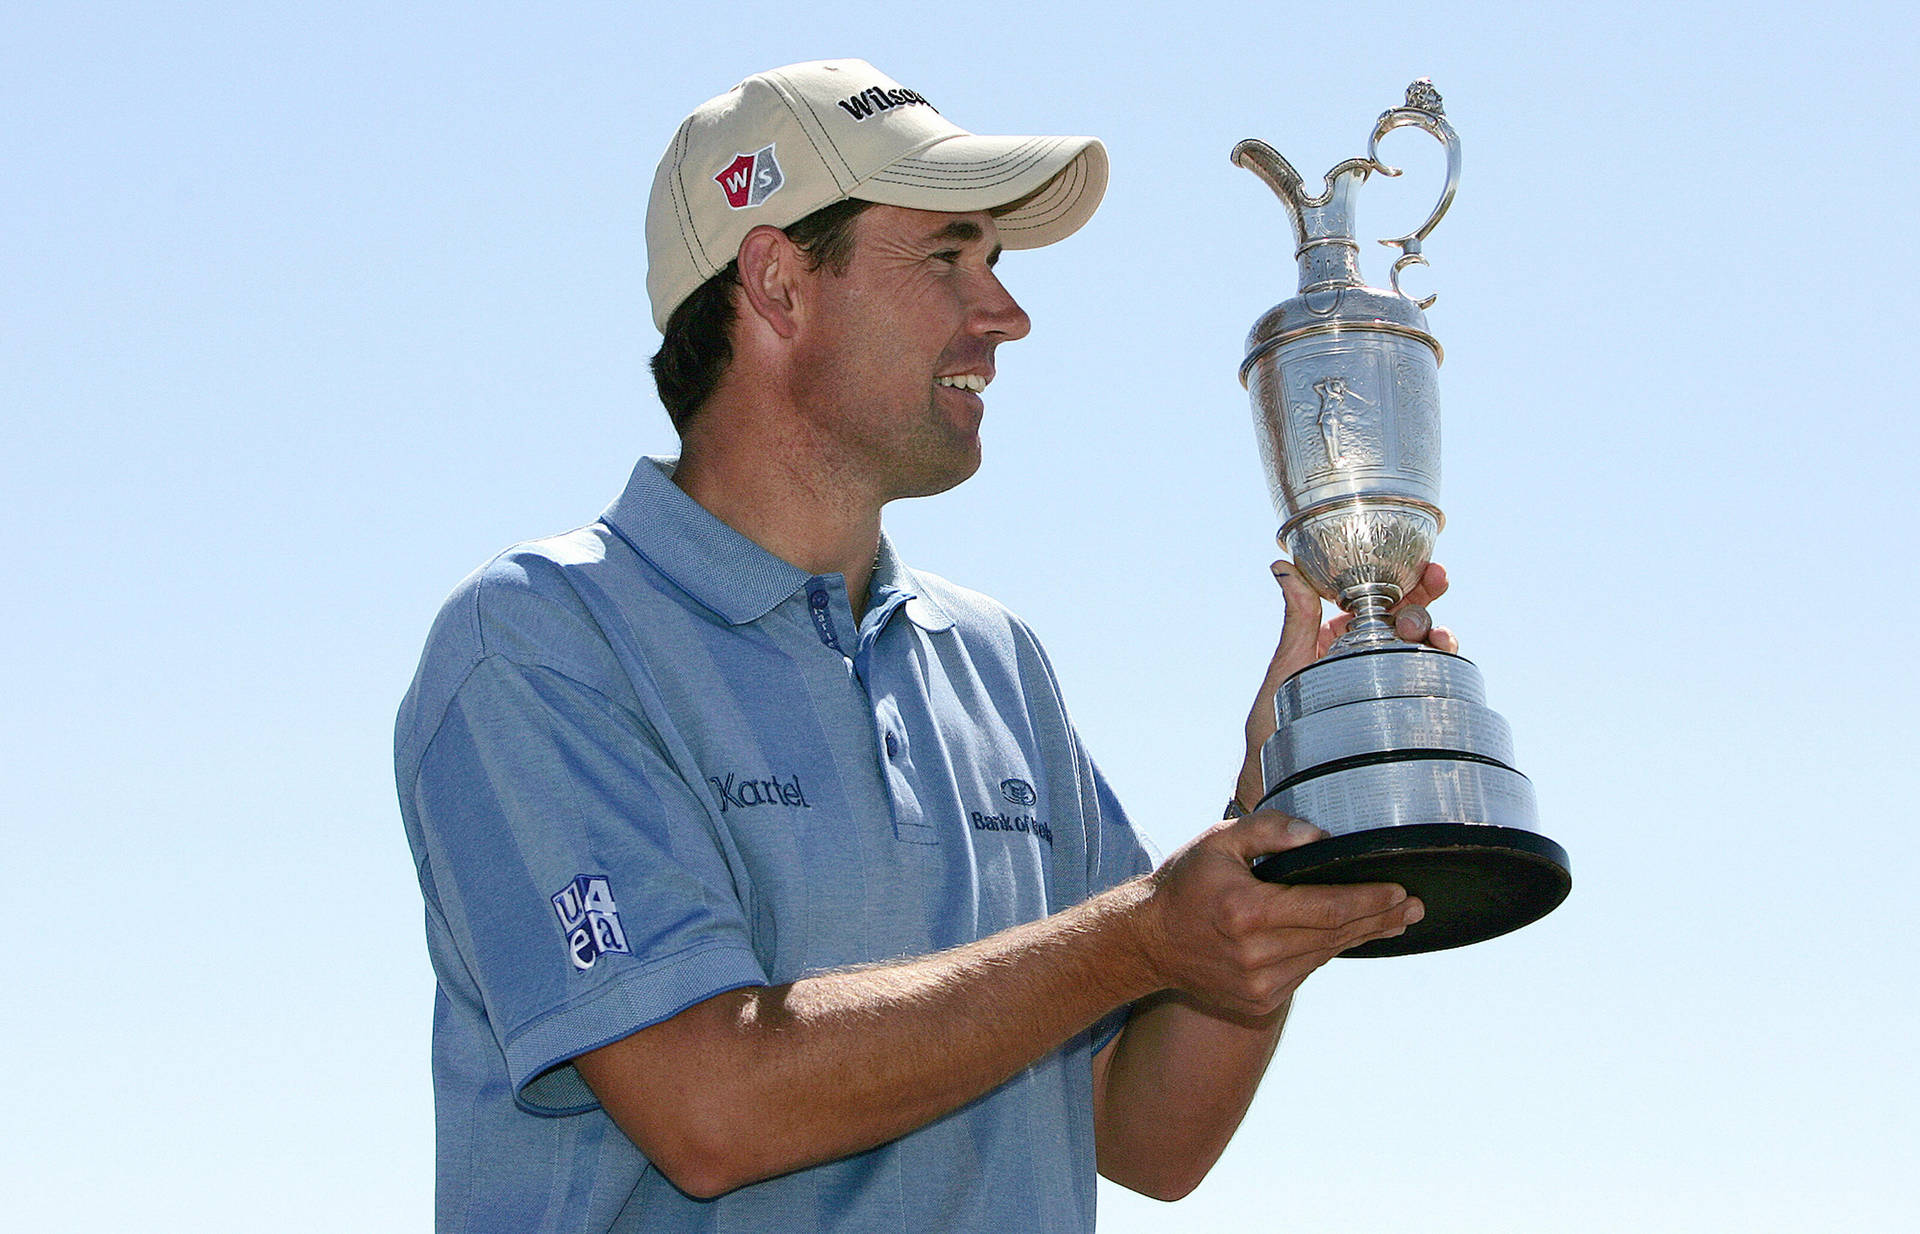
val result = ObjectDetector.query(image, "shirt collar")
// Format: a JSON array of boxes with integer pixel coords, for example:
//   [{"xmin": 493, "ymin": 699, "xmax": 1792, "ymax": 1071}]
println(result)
[
  {"xmin": 601, "ymin": 456, "xmax": 952, "ymax": 632},
  {"xmin": 873, "ymin": 533, "xmax": 954, "ymax": 633}
]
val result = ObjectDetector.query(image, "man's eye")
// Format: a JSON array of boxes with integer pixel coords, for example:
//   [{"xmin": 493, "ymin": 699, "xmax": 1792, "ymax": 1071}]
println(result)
[{"xmin": 931, "ymin": 250, "xmax": 962, "ymax": 264}]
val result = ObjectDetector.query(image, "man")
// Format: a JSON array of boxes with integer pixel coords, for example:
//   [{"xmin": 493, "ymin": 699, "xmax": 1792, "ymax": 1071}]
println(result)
[{"xmin": 395, "ymin": 59, "xmax": 1449, "ymax": 1232}]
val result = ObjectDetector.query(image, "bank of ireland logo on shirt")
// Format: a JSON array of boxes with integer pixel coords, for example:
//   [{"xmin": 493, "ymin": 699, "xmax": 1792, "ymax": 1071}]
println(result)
[
  {"xmin": 714, "ymin": 143, "xmax": 783, "ymax": 209},
  {"xmin": 971, "ymin": 775, "xmax": 1052, "ymax": 845},
  {"xmin": 551, "ymin": 874, "xmax": 630, "ymax": 971}
]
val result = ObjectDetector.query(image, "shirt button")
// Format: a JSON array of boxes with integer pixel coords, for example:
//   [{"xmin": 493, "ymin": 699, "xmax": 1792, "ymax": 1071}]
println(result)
[{"xmin": 884, "ymin": 732, "xmax": 900, "ymax": 758}]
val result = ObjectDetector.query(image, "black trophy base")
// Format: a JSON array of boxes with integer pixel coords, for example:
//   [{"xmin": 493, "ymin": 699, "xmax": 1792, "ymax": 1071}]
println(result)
[{"xmin": 1249, "ymin": 823, "xmax": 1571, "ymax": 957}]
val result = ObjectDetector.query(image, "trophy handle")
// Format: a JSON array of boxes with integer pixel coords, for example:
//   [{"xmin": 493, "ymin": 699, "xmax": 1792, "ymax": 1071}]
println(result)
[{"xmin": 1366, "ymin": 79, "xmax": 1461, "ymax": 309}]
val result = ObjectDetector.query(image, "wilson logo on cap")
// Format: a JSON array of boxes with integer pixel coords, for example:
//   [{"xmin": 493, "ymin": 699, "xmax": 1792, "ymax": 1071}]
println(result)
[
  {"xmin": 714, "ymin": 143, "xmax": 784, "ymax": 209},
  {"xmin": 835, "ymin": 85, "xmax": 937, "ymax": 121}
]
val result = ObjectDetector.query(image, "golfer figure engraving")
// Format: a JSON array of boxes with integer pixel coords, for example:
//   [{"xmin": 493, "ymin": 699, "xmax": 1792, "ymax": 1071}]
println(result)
[
  {"xmin": 1312, "ymin": 375, "xmax": 1373, "ymax": 467},
  {"xmin": 1233, "ymin": 80, "xmax": 1570, "ymax": 955}
]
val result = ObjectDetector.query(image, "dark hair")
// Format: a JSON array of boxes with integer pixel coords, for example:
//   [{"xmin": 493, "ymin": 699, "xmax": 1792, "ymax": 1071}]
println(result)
[{"xmin": 650, "ymin": 197, "xmax": 875, "ymax": 431}]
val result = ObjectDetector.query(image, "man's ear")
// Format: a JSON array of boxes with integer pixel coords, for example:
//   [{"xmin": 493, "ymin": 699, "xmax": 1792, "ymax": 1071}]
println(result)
[{"xmin": 735, "ymin": 226, "xmax": 806, "ymax": 340}]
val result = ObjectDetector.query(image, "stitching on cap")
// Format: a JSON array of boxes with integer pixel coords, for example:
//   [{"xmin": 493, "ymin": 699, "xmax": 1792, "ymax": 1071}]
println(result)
[
  {"xmin": 670, "ymin": 126, "xmax": 707, "ymax": 275},
  {"xmin": 870, "ymin": 136, "xmax": 1050, "ymax": 180},
  {"xmin": 867, "ymin": 138, "xmax": 1056, "ymax": 187},
  {"xmin": 771, "ymin": 73, "xmax": 852, "ymax": 187},
  {"xmin": 876, "ymin": 155, "xmax": 1035, "ymax": 183},
  {"xmin": 868, "ymin": 152, "xmax": 1052, "ymax": 188},
  {"xmin": 1006, "ymin": 166, "xmax": 1082, "ymax": 230},
  {"xmin": 870, "ymin": 161, "xmax": 1045, "ymax": 188},
  {"xmin": 889, "ymin": 135, "xmax": 1048, "ymax": 169},
  {"xmin": 816, "ymin": 77, "xmax": 968, "ymax": 185},
  {"xmin": 998, "ymin": 158, "xmax": 1087, "ymax": 233},
  {"xmin": 883, "ymin": 136, "xmax": 1050, "ymax": 176},
  {"xmin": 1013, "ymin": 162, "xmax": 1077, "ymax": 218}
]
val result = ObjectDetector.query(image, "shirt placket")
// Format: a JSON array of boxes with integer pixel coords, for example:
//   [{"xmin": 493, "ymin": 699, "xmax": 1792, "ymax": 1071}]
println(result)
[{"xmin": 806, "ymin": 579, "xmax": 933, "ymax": 848}]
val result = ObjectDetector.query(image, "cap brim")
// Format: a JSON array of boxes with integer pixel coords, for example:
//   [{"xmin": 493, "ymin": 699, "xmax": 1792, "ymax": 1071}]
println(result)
[{"xmin": 854, "ymin": 134, "xmax": 1107, "ymax": 249}]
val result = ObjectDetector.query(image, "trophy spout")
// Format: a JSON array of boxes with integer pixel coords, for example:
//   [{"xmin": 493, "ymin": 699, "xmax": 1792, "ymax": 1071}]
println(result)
[
  {"xmin": 1229, "ymin": 138, "xmax": 1307, "ymax": 211},
  {"xmin": 1231, "ymin": 138, "xmax": 1375, "ymax": 294}
]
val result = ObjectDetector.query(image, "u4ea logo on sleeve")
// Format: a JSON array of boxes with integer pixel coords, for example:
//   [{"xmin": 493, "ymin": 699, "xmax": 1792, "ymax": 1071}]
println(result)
[{"xmin": 551, "ymin": 874, "xmax": 630, "ymax": 971}]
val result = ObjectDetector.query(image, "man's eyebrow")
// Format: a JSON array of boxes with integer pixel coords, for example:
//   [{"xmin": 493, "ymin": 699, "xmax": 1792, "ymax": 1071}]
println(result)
[
  {"xmin": 925, "ymin": 219, "xmax": 1003, "ymax": 265},
  {"xmin": 929, "ymin": 219, "xmax": 983, "ymax": 244}
]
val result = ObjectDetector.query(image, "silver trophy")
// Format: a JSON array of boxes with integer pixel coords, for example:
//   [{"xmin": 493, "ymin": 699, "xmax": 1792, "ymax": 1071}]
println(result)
[{"xmin": 1236, "ymin": 81, "xmax": 1570, "ymax": 956}]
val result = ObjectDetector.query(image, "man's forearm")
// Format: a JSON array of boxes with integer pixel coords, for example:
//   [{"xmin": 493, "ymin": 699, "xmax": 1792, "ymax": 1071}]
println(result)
[
  {"xmin": 578, "ymin": 812, "xmax": 1418, "ymax": 1198},
  {"xmin": 576, "ymin": 877, "xmax": 1164, "ymax": 1198},
  {"xmin": 1093, "ymin": 990, "xmax": 1290, "ymax": 1200}
]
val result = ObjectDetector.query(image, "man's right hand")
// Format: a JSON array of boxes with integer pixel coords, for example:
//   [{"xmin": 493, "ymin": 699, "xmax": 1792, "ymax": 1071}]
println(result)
[{"xmin": 1132, "ymin": 811, "xmax": 1423, "ymax": 1018}]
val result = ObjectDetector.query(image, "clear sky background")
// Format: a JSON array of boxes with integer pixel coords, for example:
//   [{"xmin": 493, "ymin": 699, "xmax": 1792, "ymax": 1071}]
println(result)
[{"xmin": 5, "ymin": 2, "xmax": 1916, "ymax": 1230}]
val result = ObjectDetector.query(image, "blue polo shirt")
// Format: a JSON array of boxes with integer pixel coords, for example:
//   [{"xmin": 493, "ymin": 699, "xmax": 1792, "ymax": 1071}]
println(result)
[{"xmin": 395, "ymin": 457, "xmax": 1152, "ymax": 1233}]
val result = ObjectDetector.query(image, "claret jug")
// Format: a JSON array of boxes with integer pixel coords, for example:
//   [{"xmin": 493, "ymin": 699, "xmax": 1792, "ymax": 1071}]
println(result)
[{"xmin": 1236, "ymin": 81, "xmax": 1570, "ymax": 955}]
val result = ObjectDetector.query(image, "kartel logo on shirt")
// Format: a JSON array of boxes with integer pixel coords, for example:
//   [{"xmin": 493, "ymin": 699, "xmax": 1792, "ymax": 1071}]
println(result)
[{"xmin": 707, "ymin": 771, "xmax": 812, "ymax": 813}]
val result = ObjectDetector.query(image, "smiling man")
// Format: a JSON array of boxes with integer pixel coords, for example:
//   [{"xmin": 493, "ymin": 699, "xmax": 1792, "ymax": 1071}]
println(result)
[{"xmin": 395, "ymin": 59, "xmax": 1443, "ymax": 1233}]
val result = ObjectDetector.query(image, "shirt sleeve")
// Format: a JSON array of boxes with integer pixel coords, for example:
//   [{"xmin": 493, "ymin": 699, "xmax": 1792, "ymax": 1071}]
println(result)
[
  {"xmin": 1084, "ymin": 756, "xmax": 1154, "ymax": 896},
  {"xmin": 410, "ymin": 653, "xmax": 767, "ymax": 1114},
  {"xmin": 1081, "ymin": 756, "xmax": 1154, "ymax": 1054}
]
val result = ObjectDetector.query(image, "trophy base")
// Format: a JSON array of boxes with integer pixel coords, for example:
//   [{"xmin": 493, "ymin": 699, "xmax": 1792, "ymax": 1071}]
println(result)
[{"xmin": 1249, "ymin": 822, "xmax": 1570, "ymax": 957}]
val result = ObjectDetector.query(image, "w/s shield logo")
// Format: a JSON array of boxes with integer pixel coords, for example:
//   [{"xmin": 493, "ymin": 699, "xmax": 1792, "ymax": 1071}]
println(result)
[
  {"xmin": 714, "ymin": 144, "xmax": 784, "ymax": 209},
  {"xmin": 552, "ymin": 874, "xmax": 630, "ymax": 972}
]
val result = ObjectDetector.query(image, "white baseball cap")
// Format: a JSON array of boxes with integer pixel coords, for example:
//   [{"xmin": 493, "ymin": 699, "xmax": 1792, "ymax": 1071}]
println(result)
[{"xmin": 645, "ymin": 58, "xmax": 1108, "ymax": 330}]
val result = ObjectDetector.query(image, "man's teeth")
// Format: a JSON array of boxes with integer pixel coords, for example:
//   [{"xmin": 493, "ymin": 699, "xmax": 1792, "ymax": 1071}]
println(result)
[{"xmin": 935, "ymin": 374, "xmax": 987, "ymax": 393}]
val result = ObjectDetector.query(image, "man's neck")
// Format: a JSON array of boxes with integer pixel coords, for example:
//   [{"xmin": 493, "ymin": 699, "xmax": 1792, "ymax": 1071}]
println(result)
[{"xmin": 671, "ymin": 433, "xmax": 885, "ymax": 619}]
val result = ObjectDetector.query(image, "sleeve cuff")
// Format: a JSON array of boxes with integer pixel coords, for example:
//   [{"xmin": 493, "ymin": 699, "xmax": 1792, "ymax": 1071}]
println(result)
[
  {"xmin": 506, "ymin": 943, "xmax": 769, "ymax": 1115},
  {"xmin": 1090, "ymin": 1003, "xmax": 1132, "ymax": 1055}
]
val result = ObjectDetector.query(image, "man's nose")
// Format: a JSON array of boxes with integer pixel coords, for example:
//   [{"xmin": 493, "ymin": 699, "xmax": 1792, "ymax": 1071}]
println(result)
[{"xmin": 972, "ymin": 271, "xmax": 1031, "ymax": 342}]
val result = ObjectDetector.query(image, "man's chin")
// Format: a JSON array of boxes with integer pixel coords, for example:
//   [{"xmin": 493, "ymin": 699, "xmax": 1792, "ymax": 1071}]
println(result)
[{"xmin": 891, "ymin": 441, "xmax": 983, "ymax": 501}]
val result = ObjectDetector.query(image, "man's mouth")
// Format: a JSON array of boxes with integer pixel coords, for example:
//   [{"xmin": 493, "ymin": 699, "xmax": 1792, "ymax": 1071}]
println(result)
[{"xmin": 934, "ymin": 374, "xmax": 989, "ymax": 393}]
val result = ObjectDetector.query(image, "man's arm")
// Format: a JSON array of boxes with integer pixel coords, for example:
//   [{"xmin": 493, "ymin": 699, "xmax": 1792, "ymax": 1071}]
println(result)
[
  {"xmin": 1090, "ymin": 560, "xmax": 1456, "ymax": 1197},
  {"xmin": 578, "ymin": 560, "xmax": 1449, "ymax": 1201},
  {"xmin": 1091, "ymin": 992, "xmax": 1287, "ymax": 1201},
  {"xmin": 575, "ymin": 819, "xmax": 1416, "ymax": 1198}
]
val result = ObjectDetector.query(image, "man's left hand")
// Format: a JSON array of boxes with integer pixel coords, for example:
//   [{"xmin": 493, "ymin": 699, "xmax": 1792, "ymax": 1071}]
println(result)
[{"xmin": 1232, "ymin": 560, "xmax": 1455, "ymax": 814}]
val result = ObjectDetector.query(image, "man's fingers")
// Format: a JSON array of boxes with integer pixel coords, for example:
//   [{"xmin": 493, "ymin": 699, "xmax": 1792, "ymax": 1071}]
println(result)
[
  {"xmin": 1253, "ymin": 880, "xmax": 1413, "ymax": 935},
  {"xmin": 1328, "ymin": 893, "xmax": 1425, "ymax": 956},
  {"xmin": 1319, "ymin": 611, "xmax": 1349, "ymax": 659},
  {"xmin": 1395, "ymin": 564, "xmax": 1458, "ymax": 652},
  {"xmin": 1269, "ymin": 562, "xmax": 1323, "ymax": 680},
  {"xmin": 1221, "ymin": 885, "xmax": 1423, "ymax": 983},
  {"xmin": 1217, "ymin": 810, "xmax": 1325, "ymax": 861},
  {"xmin": 1284, "ymin": 888, "xmax": 1423, "ymax": 961},
  {"xmin": 1391, "ymin": 605, "xmax": 1459, "ymax": 653},
  {"xmin": 1152, "ymin": 814, "xmax": 1425, "ymax": 1013},
  {"xmin": 1394, "ymin": 604, "xmax": 1433, "ymax": 643},
  {"xmin": 1401, "ymin": 560, "xmax": 1449, "ymax": 609}
]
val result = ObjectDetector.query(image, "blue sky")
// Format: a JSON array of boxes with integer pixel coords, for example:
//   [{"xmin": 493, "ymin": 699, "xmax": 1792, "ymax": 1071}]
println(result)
[{"xmin": 5, "ymin": 3, "xmax": 1916, "ymax": 1229}]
